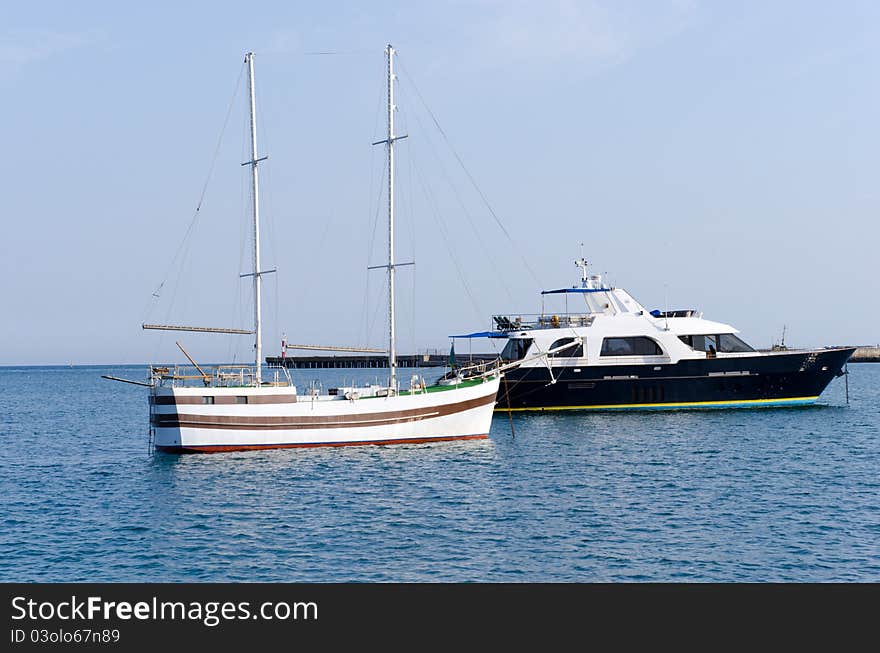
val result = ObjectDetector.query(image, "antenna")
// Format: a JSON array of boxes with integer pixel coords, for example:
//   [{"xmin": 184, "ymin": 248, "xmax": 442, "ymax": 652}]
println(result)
[
  {"xmin": 772, "ymin": 325, "xmax": 789, "ymax": 351},
  {"xmin": 574, "ymin": 244, "xmax": 590, "ymax": 289}
]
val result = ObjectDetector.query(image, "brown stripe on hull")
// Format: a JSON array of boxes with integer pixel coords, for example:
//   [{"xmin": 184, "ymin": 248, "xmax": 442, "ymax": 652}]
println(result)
[
  {"xmin": 155, "ymin": 433, "xmax": 489, "ymax": 454},
  {"xmin": 151, "ymin": 391, "xmax": 496, "ymax": 430},
  {"xmin": 151, "ymin": 394, "xmax": 298, "ymax": 405}
]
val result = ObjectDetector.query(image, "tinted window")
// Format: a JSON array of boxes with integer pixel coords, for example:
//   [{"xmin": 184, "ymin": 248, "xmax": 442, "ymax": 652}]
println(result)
[
  {"xmin": 500, "ymin": 338, "xmax": 532, "ymax": 361},
  {"xmin": 549, "ymin": 338, "xmax": 584, "ymax": 358},
  {"xmin": 694, "ymin": 335, "xmax": 716, "ymax": 352},
  {"xmin": 718, "ymin": 333, "xmax": 755, "ymax": 352},
  {"xmin": 681, "ymin": 334, "xmax": 718, "ymax": 352},
  {"xmin": 600, "ymin": 337, "xmax": 663, "ymax": 356},
  {"xmin": 679, "ymin": 334, "xmax": 753, "ymax": 353}
]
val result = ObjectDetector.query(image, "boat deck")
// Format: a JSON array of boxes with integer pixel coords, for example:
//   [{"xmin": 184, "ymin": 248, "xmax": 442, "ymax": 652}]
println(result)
[{"xmin": 265, "ymin": 353, "xmax": 498, "ymax": 369}]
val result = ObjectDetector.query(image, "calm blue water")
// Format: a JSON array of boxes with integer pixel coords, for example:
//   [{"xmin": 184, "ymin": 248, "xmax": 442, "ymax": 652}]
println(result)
[{"xmin": 1, "ymin": 363, "xmax": 877, "ymax": 582}]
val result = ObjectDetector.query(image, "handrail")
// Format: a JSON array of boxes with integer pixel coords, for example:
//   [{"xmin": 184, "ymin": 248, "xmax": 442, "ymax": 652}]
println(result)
[
  {"xmin": 150, "ymin": 363, "xmax": 292, "ymax": 388},
  {"xmin": 493, "ymin": 313, "xmax": 595, "ymax": 331},
  {"xmin": 446, "ymin": 338, "xmax": 583, "ymax": 381}
]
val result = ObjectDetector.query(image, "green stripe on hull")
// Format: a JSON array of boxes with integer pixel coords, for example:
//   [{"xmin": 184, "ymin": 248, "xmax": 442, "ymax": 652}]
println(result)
[{"xmin": 498, "ymin": 396, "xmax": 820, "ymax": 412}]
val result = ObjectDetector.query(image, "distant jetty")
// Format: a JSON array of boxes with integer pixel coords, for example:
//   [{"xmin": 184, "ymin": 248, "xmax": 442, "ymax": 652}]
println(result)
[
  {"xmin": 849, "ymin": 346, "xmax": 880, "ymax": 362},
  {"xmin": 266, "ymin": 353, "xmax": 496, "ymax": 369}
]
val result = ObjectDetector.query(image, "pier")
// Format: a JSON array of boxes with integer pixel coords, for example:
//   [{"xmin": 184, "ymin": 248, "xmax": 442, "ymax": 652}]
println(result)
[{"xmin": 850, "ymin": 346, "xmax": 880, "ymax": 362}]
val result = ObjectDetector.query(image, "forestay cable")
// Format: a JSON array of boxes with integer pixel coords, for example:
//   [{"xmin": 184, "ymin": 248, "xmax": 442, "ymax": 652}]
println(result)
[{"xmin": 398, "ymin": 62, "xmax": 544, "ymax": 289}]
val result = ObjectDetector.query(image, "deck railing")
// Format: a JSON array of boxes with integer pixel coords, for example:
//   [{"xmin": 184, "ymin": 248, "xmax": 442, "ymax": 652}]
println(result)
[
  {"xmin": 150, "ymin": 364, "xmax": 292, "ymax": 388},
  {"xmin": 492, "ymin": 313, "xmax": 596, "ymax": 331}
]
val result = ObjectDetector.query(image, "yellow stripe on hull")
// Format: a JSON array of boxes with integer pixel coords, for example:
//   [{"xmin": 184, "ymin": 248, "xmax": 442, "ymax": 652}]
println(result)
[{"xmin": 498, "ymin": 396, "xmax": 821, "ymax": 412}]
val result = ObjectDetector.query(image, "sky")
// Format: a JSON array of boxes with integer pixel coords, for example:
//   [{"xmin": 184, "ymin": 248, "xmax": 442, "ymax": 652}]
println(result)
[{"xmin": 1, "ymin": 1, "xmax": 878, "ymax": 365}]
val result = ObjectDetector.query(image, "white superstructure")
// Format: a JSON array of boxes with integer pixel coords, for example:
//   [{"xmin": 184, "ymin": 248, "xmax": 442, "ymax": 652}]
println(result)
[{"xmin": 493, "ymin": 276, "xmax": 758, "ymax": 370}]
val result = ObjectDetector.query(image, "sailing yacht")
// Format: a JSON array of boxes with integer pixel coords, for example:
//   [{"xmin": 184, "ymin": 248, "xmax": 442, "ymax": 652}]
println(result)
[
  {"xmin": 143, "ymin": 47, "xmax": 501, "ymax": 452},
  {"xmin": 450, "ymin": 258, "xmax": 854, "ymax": 411}
]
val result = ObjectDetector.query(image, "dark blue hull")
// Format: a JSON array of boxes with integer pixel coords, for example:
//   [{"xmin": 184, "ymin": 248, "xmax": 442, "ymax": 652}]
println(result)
[{"xmin": 498, "ymin": 348, "xmax": 855, "ymax": 411}]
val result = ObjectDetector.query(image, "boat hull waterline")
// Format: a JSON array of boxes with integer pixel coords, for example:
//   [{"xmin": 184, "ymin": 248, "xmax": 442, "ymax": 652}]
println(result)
[{"xmin": 151, "ymin": 377, "xmax": 500, "ymax": 453}]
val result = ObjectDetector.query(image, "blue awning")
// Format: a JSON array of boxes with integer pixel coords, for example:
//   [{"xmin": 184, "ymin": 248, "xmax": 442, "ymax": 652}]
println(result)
[
  {"xmin": 448, "ymin": 331, "xmax": 507, "ymax": 339},
  {"xmin": 541, "ymin": 287, "xmax": 611, "ymax": 295},
  {"xmin": 650, "ymin": 309, "xmax": 697, "ymax": 318}
]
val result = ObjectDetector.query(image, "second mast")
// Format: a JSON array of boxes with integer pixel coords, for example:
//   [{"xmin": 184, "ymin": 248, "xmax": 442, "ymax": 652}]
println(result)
[{"xmin": 244, "ymin": 52, "xmax": 269, "ymax": 385}]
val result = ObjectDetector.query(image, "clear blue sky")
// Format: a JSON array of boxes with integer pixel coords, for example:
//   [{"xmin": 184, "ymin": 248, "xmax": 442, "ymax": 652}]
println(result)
[{"xmin": 2, "ymin": 1, "xmax": 878, "ymax": 365}]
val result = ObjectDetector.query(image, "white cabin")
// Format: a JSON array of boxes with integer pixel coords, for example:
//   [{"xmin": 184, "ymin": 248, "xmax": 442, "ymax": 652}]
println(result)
[{"xmin": 487, "ymin": 271, "xmax": 761, "ymax": 370}]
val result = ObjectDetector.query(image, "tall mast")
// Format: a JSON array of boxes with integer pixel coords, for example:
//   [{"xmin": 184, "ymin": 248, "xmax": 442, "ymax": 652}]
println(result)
[
  {"xmin": 385, "ymin": 44, "xmax": 397, "ymax": 390},
  {"xmin": 245, "ymin": 52, "xmax": 263, "ymax": 385}
]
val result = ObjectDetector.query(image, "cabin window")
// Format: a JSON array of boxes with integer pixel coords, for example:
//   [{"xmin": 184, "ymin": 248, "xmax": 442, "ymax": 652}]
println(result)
[
  {"xmin": 679, "ymin": 334, "xmax": 754, "ymax": 353},
  {"xmin": 549, "ymin": 337, "xmax": 584, "ymax": 358},
  {"xmin": 717, "ymin": 334, "xmax": 755, "ymax": 353},
  {"xmin": 693, "ymin": 335, "xmax": 717, "ymax": 352},
  {"xmin": 679, "ymin": 334, "xmax": 717, "ymax": 352},
  {"xmin": 202, "ymin": 396, "xmax": 215, "ymax": 404},
  {"xmin": 500, "ymin": 338, "xmax": 532, "ymax": 361},
  {"xmin": 600, "ymin": 336, "xmax": 663, "ymax": 357},
  {"xmin": 236, "ymin": 396, "xmax": 248, "ymax": 404}
]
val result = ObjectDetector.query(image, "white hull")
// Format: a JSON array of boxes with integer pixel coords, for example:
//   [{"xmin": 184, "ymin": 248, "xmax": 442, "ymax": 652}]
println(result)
[{"xmin": 150, "ymin": 377, "xmax": 500, "ymax": 452}]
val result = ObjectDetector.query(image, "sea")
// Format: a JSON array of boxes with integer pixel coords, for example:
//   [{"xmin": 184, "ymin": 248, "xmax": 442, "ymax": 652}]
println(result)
[{"xmin": 1, "ymin": 363, "xmax": 877, "ymax": 582}]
